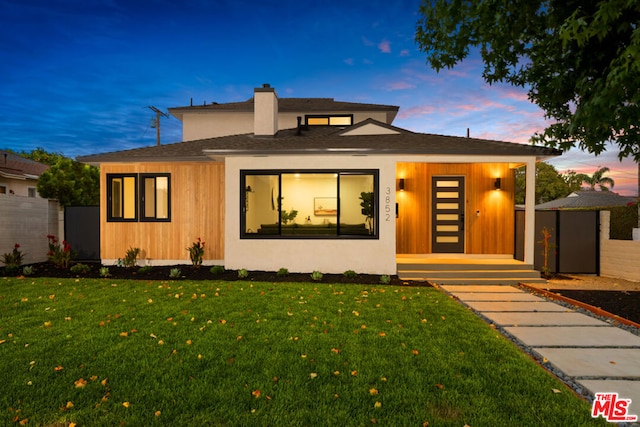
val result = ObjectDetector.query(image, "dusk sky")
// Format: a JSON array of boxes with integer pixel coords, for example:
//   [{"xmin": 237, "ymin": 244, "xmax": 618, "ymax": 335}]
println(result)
[{"xmin": 2, "ymin": 0, "xmax": 637, "ymax": 195}]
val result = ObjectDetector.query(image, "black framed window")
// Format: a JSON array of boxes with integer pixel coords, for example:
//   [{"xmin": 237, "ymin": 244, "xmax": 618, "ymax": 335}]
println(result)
[
  {"xmin": 107, "ymin": 174, "xmax": 138, "ymax": 221},
  {"xmin": 107, "ymin": 173, "xmax": 171, "ymax": 222},
  {"xmin": 141, "ymin": 173, "xmax": 171, "ymax": 221},
  {"xmin": 241, "ymin": 170, "xmax": 378, "ymax": 239}
]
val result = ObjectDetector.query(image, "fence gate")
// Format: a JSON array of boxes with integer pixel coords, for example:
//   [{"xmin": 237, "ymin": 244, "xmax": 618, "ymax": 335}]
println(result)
[
  {"xmin": 64, "ymin": 206, "xmax": 100, "ymax": 261},
  {"xmin": 515, "ymin": 210, "xmax": 599, "ymax": 274}
]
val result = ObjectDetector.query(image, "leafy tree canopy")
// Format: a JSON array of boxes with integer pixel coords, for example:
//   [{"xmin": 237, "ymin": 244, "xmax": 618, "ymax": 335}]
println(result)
[
  {"xmin": 515, "ymin": 162, "xmax": 572, "ymax": 204},
  {"xmin": 581, "ymin": 166, "xmax": 615, "ymax": 190},
  {"xmin": 16, "ymin": 148, "xmax": 99, "ymax": 207},
  {"xmin": 416, "ymin": 0, "xmax": 640, "ymax": 161}
]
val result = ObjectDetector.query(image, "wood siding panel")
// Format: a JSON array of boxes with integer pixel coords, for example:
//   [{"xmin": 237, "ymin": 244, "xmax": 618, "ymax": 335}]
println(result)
[
  {"xmin": 396, "ymin": 163, "xmax": 514, "ymax": 255},
  {"xmin": 100, "ymin": 162, "xmax": 224, "ymax": 262}
]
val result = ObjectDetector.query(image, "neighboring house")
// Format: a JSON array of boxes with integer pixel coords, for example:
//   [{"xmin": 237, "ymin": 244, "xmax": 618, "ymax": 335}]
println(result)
[
  {"xmin": 0, "ymin": 150, "xmax": 48, "ymax": 197},
  {"xmin": 536, "ymin": 191, "xmax": 636, "ymax": 210},
  {"xmin": 0, "ymin": 151, "xmax": 59, "ymax": 264},
  {"xmin": 78, "ymin": 84, "xmax": 561, "ymax": 275}
]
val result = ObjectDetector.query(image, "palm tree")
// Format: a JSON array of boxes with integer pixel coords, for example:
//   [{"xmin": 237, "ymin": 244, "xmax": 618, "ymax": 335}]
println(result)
[{"xmin": 582, "ymin": 166, "xmax": 615, "ymax": 191}]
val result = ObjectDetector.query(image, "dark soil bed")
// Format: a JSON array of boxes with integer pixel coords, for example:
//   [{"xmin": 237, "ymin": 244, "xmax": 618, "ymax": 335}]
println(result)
[
  {"xmin": 547, "ymin": 289, "xmax": 640, "ymax": 325},
  {"xmin": 4, "ymin": 262, "xmax": 415, "ymax": 287}
]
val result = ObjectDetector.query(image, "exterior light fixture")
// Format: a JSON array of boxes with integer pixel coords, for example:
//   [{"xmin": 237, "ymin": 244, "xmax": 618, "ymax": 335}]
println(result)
[
  {"xmin": 399, "ymin": 178, "xmax": 405, "ymax": 191},
  {"xmin": 494, "ymin": 177, "xmax": 501, "ymax": 190}
]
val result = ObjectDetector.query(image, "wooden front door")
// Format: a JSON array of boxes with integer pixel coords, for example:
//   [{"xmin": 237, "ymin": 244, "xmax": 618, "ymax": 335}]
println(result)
[{"xmin": 431, "ymin": 176, "xmax": 465, "ymax": 253}]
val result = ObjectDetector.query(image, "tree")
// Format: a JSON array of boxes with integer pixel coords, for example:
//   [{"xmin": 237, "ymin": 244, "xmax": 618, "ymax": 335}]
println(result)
[
  {"xmin": 415, "ymin": 0, "xmax": 640, "ymax": 162},
  {"xmin": 563, "ymin": 170, "xmax": 589, "ymax": 193},
  {"xmin": 582, "ymin": 166, "xmax": 615, "ymax": 191},
  {"xmin": 515, "ymin": 162, "xmax": 571, "ymax": 204},
  {"xmin": 18, "ymin": 148, "xmax": 99, "ymax": 207}
]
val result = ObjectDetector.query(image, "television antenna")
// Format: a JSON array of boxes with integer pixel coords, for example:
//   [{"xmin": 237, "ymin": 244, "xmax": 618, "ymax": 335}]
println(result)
[{"xmin": 147, "ymin": 106, "xmax": 170, "ymax": 146}]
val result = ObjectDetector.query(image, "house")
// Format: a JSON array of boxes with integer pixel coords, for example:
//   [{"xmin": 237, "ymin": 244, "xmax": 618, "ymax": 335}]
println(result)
[
  {"xmin": 536, "ymin": 191, "xmax": 636, "ymax": 210},
  {"xmin": 0, "ymin": 150, "xmax": 48, "ymax": 197},
  {"xmin": 1, "ymin": 151, "xmax": 60, "ymax": 264},
  {"xmin": 78, "ymin": 84, "xmax": 561, "ymax": 277}
]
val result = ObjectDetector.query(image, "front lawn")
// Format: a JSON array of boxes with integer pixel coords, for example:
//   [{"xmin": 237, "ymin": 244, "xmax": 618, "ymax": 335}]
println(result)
[{"xmin": 0, "ymin": 277, "xmax": 606, "ymax": 426}]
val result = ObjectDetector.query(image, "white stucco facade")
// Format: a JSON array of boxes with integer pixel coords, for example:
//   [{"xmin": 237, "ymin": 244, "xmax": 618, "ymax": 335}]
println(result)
[{"xmin": 224, "ymin": 155, "xmax": 397, "ymax": 275}]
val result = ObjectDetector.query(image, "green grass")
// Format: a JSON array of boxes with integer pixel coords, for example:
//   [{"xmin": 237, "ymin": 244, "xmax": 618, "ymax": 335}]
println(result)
[{"xmin": 0, "ymin": 277, "xmax": 607, "ymax": 426}]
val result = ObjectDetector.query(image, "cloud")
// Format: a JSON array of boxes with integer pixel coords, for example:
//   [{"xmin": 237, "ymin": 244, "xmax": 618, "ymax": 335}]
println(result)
[
  {"xmin": 399, "ymin": 49, "xmax": 410, "ymax": 57},
  {"xmin": 344, "ymin": 58, "xmax": 354, "ymax": 65},
  {"xmin": 396, "ymin": 105, "xmax": 438, "ymax": 119},
  {"xmin": 385, "ymin": 81, "xmax": 416, "ymax": 91},
  {"xmin": 378, "ymin": 40, "xmax": 391, "ymax": 53}
]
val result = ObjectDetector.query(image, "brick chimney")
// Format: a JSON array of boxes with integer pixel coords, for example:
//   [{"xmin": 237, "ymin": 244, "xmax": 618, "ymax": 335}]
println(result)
[{"xmin": 254, "ymin": 83, "xmax": 278, "ymax": 137}]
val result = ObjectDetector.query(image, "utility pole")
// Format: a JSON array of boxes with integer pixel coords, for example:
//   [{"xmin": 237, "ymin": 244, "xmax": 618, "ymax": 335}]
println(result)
[{"xmin": 148, "ymin": 106, "xmax": 169, "ymax": 146}]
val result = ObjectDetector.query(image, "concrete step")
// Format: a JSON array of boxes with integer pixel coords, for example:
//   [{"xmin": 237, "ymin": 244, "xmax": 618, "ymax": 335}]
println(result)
[
  {"xmin": 404, "ymin": 277, "xmax": 548, "ymax": 285},
  {"xmin": 398, "ymin": 261, "xmax": 536, "ymax": 272},
  {"xmin": 399, "ymin": 269, "xmax": 542, "ymax": 279}
]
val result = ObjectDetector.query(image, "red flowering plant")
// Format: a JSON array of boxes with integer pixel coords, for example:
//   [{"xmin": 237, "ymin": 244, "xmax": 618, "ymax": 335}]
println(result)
[
  {"xmin": 187, "ymin": 237, "xmax": 205, "ymax": 268},
  {"xmin": 2, "ymin": 243, "xmax": 24, "ymax": 273},
  {"xmin": 47, "ymin": 235, "xmax": 74, "ymax": 269}
]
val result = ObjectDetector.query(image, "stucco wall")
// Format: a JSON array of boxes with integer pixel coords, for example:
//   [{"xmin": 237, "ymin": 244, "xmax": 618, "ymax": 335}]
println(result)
[
  {"xmin": 224, "ymin": 155, "xmax": 397, "ymax": 275},
  {"xmin": 181, "ymin": 111, "xmax": 391, "ymax": 141},
  {"xmin": 600, "ymin": 210, "xmax": 640, "ymax": 282}
]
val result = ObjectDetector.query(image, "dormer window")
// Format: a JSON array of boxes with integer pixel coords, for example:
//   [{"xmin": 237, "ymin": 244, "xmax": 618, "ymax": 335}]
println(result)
[{"xmin": 305, "ymin": 115, "xmax": 353, "ymax": 126}]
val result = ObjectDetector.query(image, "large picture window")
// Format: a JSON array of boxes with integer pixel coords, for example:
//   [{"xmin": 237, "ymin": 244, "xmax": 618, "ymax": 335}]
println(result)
[
  {"xmin": 107, "ymin": 173, "xmax": 171, "ymax": 222},
  {"xmin": 241, "ymin": 170, "xmax": 378, "ymax": 238}
]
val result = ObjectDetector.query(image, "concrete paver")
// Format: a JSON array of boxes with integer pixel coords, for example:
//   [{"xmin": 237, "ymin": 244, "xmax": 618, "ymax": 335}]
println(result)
[
  {"xmin": 451, "ymin": 292, "xmax": 545, "ymax": 302},
  {"xmin": 465, "ymin": 300, "xmax": 569, "ymax": 312},
  {"xmin": 504, "ymin": 326, "xmax": 640, "ymax": 347},
  {"xmin": 480, "ymin": 311, "xmax": 610, "ymax": 326},
  {"xmin": 438, "ymin": 283, "xmax": 640, "ymax": 422}
]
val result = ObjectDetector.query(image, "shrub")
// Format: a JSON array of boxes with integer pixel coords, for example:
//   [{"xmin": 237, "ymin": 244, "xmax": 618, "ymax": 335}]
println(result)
[
  {"xmin": 610, "ymin": 203, "xmax": 639, "ymax": 240},
  {"xmin": 210, "ymin": 265, "xmax": 225, "ymax": 275},
  {"xmin": 47, "ymin": 235, "xmax": 74, "ymax": 269},
  {"xmin": 310, "ymin": 271, "xmax": 323, "ymax": 282},
  {"xmin": 99, "ymin": 267, "xmax": 111, "ymax": 278},
  {"xmin": 121, "ymin": 247, "xmax": 140, "ymax": 268},
  {"xmin": 277, "ymin": 267, "xmax": 289, "ymax": 277},
  {"xmin": 70, "ymin": 263, "xmax": 91, "ymax": 275},
  {"xmin": 380, "ymin": 274, "xmax": 391, "ymax": 285},
  {"xmin": 187, "ymin": 238, "xmax": 205, "ymax": 268},
  {"xmin": 237, "ymin": 268, "xmax": 249, "ymax": 279},
  {"xmin": 22, "ymin": 265, "xmax": 34, "ymax": 276},
  {"xmin": 169, "ymin": 268, "xmax": 181, "ymax": 279},
  {"xmin": 2, "ymin": 243, "xmax": 24, "ymax": 272},
  {"xmin": 343, "ymin": 269, "xmax": 358, "ymax": 278},
  {"xmin": 138, "ymin": 265, "xmax": 153, "ymax": 275}
]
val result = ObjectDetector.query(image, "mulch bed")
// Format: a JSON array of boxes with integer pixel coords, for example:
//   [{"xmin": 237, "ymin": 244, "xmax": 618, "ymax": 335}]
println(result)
[
  {"xmin": 3, "ymin": 262, "xmax": 414, "ymax": 286},
  {"xmin": 547, "ymin": 289, "xmax": 640, "ymax": 325}
]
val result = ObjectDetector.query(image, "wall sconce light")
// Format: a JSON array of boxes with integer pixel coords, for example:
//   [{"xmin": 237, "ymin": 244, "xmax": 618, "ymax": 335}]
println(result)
[
  {"xmin": 398, "ymin": 178, "xmax": 405, "ymax": 191},
  {"xmin": 494, "ymin": 177, "xmax": 501, "ymax": 191}
]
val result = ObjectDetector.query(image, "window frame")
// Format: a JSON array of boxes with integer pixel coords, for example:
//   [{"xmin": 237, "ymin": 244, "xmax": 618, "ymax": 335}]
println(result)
[
  {"xmin": 140, "ymin": 173, "xmax": 172, "ymax": 222},
  {"xmin": 240, "ymin": 169, "xmax": 378, "ymax": 239},
  {"xmin": 106, "ymin": 173, "xmax": 171, "ymax": 223},
  {"xmin": 107, "ymin": 173, "xmax": 138, "ymax": 222},
  {"xmin": 304, "ymin": 114, "xmax": 353, "ymax": 126}
]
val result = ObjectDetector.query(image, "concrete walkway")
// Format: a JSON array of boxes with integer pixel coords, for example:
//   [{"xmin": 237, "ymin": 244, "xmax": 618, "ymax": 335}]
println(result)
[{"xmin": 438, "ymin": 284, "xmax": 640, "ymax": 422}]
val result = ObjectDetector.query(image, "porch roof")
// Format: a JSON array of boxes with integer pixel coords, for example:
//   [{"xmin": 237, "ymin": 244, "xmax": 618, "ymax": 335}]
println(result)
[{"xmin": 77, "ymin": 119, "xmax": 562, "ymax": 165}]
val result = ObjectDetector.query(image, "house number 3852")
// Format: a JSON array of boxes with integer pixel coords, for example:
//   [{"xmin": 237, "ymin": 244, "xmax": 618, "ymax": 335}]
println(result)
[{"xmin": 384, "ymin": 186, "xmax": 391, "ymax": 221}]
